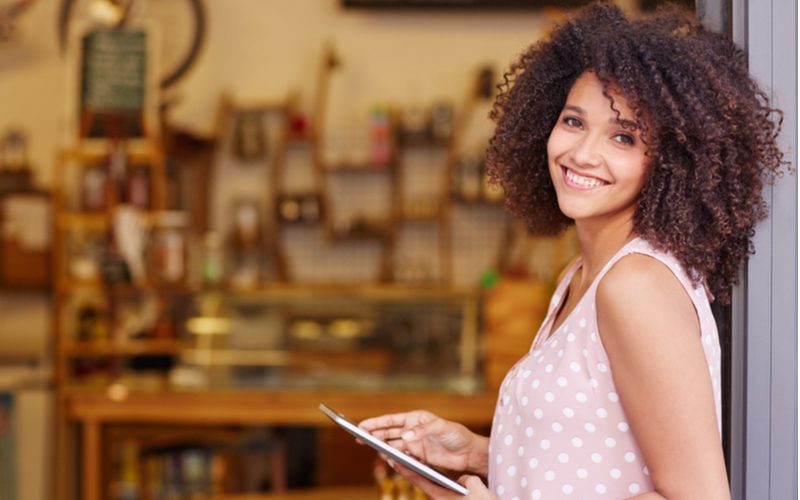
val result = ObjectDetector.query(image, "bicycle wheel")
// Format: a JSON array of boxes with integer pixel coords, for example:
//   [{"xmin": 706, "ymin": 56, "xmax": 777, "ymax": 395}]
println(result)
[{"xmin": 58, "ymin": 0, "xmax": 205, "ymax": 89}]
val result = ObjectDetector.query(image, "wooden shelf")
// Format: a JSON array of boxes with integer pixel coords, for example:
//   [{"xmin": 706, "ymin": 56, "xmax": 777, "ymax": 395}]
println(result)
[
  {"xmin": 324, "ymin": 163, "xmax": 394, "ymax": 173},
  {"xmin": 62, "ymin": 339, "xmax": 191, "ymax": 356},
  {"xmin": 225, "ymin": 284, "xmax": 478, "ymax": 302},
  {"xmin": 56, "ymin": 280, "xmax": 479, "ymax": 301},
  {"xmin": 396, "ymin": 134, "xmax": 451, "ymax": 149},
  {"xmin": 63, "ymin": 388, "xmax": 497, "ymax": 426},
  {"xmin": 329, "ymin": 222, "xmax": 392, "ymax": 242},
  {"xmin": 56, "ymin": 210, "xmax": 165, "ymax": 230},
  {"xmin": 177, "ymin": 348, "xmax": 393, "ymax": 371},
  {"xmin": 56, "ymin": 212, "xmax": 110, "ymax": 230},
  {"xmin": 399, "ymin": 212, "xmax": 442, "ymax": 222},
  {"xmin": 277, "ymin": 218, "xmax": 322, "ymax": 227},
  {"xmin": 276, "ymin": 189, "xmax": 323, "ymax": 198},
  {"xmin": 58, "ymin": 143, "xmax": 164, "ymax": 165},
  {"xmin": 56, "ymin": 279, "xmax": 195, "ymax": 296},
  {"xmin": 63, "ymin": 344, "xmax": 392, "ymax": 365},
  {"xmin": 229, "ymin": 97, "xmax": 289, "ymax": 113}
]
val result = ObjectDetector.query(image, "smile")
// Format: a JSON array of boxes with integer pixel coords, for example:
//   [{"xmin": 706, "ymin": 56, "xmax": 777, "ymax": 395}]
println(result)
[{"xmin": 562, "ymin": 167, "xmax": 609, "ymax": 190}]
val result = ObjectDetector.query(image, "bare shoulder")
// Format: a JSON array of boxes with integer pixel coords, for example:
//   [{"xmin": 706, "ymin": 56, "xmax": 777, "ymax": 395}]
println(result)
[
  {"xmin": 596, "ymin": 253, "xmax": 699, "ymax": 342},
  {"xmin": 597, "ymin": 252, "xmax": 690, "ymax": 307}
]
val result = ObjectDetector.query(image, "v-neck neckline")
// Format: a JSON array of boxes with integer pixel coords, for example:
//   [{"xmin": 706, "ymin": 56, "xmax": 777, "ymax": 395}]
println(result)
[
  {"xmin": 535, "ymin": 237, "xmax": 641, "ymax": 348},
  {"xmin": 536, "ymin": 260, "xmax": 584, "ymax": 346}
]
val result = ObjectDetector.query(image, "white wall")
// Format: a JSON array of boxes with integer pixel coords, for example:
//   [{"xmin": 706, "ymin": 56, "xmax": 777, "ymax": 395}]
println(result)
[
  {"xmin": 0, "ymin": 0, "xmax": 64, "ymax": 187},
  {"xmin": 171, "ymin": 1, "xmax": 549, "ymax": 138},
  {"xmin": 0, "ymin": 0, "xmax": 556, "ymax": 186}
]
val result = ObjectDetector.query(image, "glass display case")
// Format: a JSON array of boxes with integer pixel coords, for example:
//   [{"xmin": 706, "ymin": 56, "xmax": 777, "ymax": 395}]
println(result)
[{"xmin": 60, "ymin": 284, "xmax": 482, "ymax": 396}]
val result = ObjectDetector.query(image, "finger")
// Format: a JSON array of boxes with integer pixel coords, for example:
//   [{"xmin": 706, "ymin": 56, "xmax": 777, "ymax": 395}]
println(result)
[
  {"xmin": 358, "ymin": 412, "xmax": 414, "ymax": 431},
  {"xmin": 399, "ymin": 424, "xmax": 433, "ymax": 460},
  {"xmin": 359, "ymin": 410, "xmax": 433, "ymax": 431},
  {"xmin": 404, "ymin": 417, "xmax": 448, "ymax": 442},
  {"xmin": 391, "ymin": 461, "xmax": 457, "ymax": 499},
  {"xmin": 375, "ymin": 451, "xmax": 409, "ymax": 468},
  {"xmin": 369, "ymin": 427, "xmax": 407, "ymax": 442},
  {"xmin": 401, "ymin": 438, "xmax": 426, "ymax": 462},
  {"xmin": 385, "ymin": 438, "xmax": 409, "ymax": 452}
]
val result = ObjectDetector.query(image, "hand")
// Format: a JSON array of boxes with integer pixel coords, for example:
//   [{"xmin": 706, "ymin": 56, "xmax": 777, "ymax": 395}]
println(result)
[
  {"xmin": 358, "ymin": 410, "xmax": 489, "ymax": 476},
  {"xmin": 385, "ymin": 459, "xmax": 495, "ymax": 500}
]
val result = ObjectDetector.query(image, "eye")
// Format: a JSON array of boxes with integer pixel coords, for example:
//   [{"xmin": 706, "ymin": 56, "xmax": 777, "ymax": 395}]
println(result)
[
  {"xmin": 562, "ymin": 116, "xmax": 582, "ymax": 128},
  {"xmin": 613, "ymin": 133, "xmax": 635, "ymax": 145}
]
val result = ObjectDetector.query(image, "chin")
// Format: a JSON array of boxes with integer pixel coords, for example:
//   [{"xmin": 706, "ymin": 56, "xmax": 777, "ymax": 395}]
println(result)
[{"xmin": 555, "ymin": 194, "xmax": 591, "ymax": 219}]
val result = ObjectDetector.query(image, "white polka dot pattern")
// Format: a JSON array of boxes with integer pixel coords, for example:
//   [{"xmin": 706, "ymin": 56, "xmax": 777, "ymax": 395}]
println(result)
[{"xmin": 488, "ymin": 238, "xmax": 722, "ymax": 499}]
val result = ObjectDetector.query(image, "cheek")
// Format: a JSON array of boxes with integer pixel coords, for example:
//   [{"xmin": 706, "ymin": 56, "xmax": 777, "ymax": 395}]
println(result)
[
  {"xmin": 546, "ymin": 136, "xmax": 563, "ymax": 183},
  {"xmin": 620, "ymin": 160, "xmax": 650, "ymax": 193},
  {"xmin": 546, "ymin": 130, "xmax": 564, "ymax": 164}
]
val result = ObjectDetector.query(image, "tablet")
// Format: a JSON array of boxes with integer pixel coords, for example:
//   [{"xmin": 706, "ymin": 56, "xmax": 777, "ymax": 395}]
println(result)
[{"xmin": 319, "ymin": 404, "xmax": 469, "ymax": 496}]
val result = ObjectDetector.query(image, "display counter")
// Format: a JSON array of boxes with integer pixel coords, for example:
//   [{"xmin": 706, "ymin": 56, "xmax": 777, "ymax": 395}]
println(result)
[{"xmin": 64, "ymin": 388, "xmax": 497, "ymax": 500}]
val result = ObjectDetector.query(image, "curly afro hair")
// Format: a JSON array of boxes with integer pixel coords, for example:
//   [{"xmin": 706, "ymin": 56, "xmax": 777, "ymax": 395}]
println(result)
[{"xmin": 486, "ymin": 1, "xmax": 787, "ymax": 304}]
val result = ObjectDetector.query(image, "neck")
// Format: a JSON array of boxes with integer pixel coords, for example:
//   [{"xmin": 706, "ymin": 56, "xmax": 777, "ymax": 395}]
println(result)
[{"xmin": 574, "ymin": 213, "xmax": 636, "ymax": 285}]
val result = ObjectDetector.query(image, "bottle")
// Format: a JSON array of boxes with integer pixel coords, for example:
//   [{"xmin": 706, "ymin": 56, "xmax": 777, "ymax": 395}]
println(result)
[
  {"xmin": 107, "ymin": 144, "xmax": 127, "ymax": 205},
  {"xmin": 150, "ymin": 211, "xmax": 189, "ymax": 285},
  {"xmin": 76, "ymin": 302, "xmax": 107, "ymax": 341},
  {"xmin": 151, "ymin": 300, "xmax": 176, "ymax": 340},
  {"xmin": 431, "ymin": 102, "xmax": 454, "ymax": 143},
  {"xmin": 369, "ymin": 105, "xmax": 392, "ymax": 167},
  {"xmin": 201, "ymin": 232, "xmax": 225, "ymax": 288},
  {"xmin": 100, "ymin": 228, "xmax": 131, "ymax": 285},
  {"xmin": 126, "ymin": 165, "xmax": 150, "ymax": 209},
  {"xmin": 458, "ymin": 155, "xmax": 482, "ymax": 201}
]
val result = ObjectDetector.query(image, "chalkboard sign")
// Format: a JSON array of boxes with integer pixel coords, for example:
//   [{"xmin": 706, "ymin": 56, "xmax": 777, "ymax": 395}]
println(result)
[{"xmin": 81, "ymin": 29, "xmax": 147, "ymax": 113}]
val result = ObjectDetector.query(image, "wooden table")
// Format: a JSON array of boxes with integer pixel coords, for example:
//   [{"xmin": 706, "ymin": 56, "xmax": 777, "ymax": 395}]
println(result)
[
  {"xmin": 63, "ymin": 389, "xmax": 497, "ymax": 500},
  {"xmin": 218, "ymin": 485, "xmax": 378, "ymax": 499}
]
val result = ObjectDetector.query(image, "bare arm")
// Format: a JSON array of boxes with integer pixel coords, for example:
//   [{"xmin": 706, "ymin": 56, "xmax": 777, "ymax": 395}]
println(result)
[{"xmin": 596, "ymin": 254, "xmax": 729, "ymax": 500}]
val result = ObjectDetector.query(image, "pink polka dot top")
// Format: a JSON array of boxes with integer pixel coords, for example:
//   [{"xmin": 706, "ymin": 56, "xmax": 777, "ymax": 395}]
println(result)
[{"xmin": 488, "ymin": 237, "xmax": 722, "ymax": 499}]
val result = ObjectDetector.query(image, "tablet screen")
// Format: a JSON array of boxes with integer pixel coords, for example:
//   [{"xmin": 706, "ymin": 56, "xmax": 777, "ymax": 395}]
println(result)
[{"xmin": 319, "ymin": 404, "xmax": 469, "ymax": 496}]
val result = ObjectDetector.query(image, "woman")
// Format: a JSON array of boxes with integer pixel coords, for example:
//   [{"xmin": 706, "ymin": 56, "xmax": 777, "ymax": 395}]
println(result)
[{"xmin": 359, "ymin": 2, "xmax": 786, "ymax": 499}]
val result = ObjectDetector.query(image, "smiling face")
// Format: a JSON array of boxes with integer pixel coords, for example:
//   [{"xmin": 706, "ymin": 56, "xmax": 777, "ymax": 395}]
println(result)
[{"xmin": 547, "ymin": 72, "xmax": 650, "ymax": 231}]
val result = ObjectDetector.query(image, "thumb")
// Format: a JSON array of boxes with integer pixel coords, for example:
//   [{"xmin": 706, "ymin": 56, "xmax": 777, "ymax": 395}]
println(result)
[{"xmin": 458, "ymin": 475, "xmax": 490, "ymax": 495}]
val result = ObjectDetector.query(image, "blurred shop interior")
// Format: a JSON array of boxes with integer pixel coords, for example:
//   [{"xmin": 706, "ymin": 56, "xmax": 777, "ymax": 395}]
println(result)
[{"xmin": 0, "ymin": 0, "xmax": 691, "ymax": 499}]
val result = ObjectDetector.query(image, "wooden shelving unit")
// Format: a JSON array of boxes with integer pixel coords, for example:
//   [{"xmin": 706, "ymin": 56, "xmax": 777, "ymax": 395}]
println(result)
[
  {"xmin": 51, "ymin": 56, "xmax": 517, "ymax": 500},
  {"xmin": 52, "ymin": 138, "xmax": 169, "ymax": 375},
  {"xmin": 52, "ymin": 139, "xmax": 171, "ymax": 500},
  {"xmin": 50, "ymin": 127, "xmax": 510, "ymax": 500}
]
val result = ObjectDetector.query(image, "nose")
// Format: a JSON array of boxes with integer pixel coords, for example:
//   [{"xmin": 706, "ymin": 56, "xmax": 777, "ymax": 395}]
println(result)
[{"xmin": 570, "ymin": 133, "xmax": 603, "ymax": 168}]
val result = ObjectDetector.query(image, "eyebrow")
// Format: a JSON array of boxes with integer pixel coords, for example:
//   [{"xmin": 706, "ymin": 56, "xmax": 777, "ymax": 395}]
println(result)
[{"xmin": 563, "ymin": 104, "xmax": 639, "ymax": 130}]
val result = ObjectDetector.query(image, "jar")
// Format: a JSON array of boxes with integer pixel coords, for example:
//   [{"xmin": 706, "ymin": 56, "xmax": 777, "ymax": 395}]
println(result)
[
  {"xmin": 149, "ymin": 211, "xmax": 189, "ymax": 284},
  {"xmin": 81, "ymin": 165, "xmax": 108, "ymax": 211}
]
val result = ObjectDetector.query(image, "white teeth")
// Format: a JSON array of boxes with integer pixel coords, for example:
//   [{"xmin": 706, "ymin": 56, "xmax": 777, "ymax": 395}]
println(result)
[{"xmin": 566, "ymin": 169, "xmax": 606, "ymax": 188}]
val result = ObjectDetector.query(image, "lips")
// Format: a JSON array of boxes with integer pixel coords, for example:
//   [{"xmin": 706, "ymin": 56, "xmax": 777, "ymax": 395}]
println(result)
[{"xmin": 562, "ymin": 166, "xmax": 609, "ymax": 190}]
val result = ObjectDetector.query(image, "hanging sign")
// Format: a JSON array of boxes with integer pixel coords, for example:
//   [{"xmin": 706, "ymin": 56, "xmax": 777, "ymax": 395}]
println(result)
[{"xmin": 79, "ymin": 28, "xmax": 147, "ymax": 137}]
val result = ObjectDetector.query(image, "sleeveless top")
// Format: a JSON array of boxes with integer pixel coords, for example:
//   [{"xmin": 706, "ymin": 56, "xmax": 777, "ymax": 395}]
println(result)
[{"xmin": 487, "ymin": 237, "xmax": 722, "ymax": 499}]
